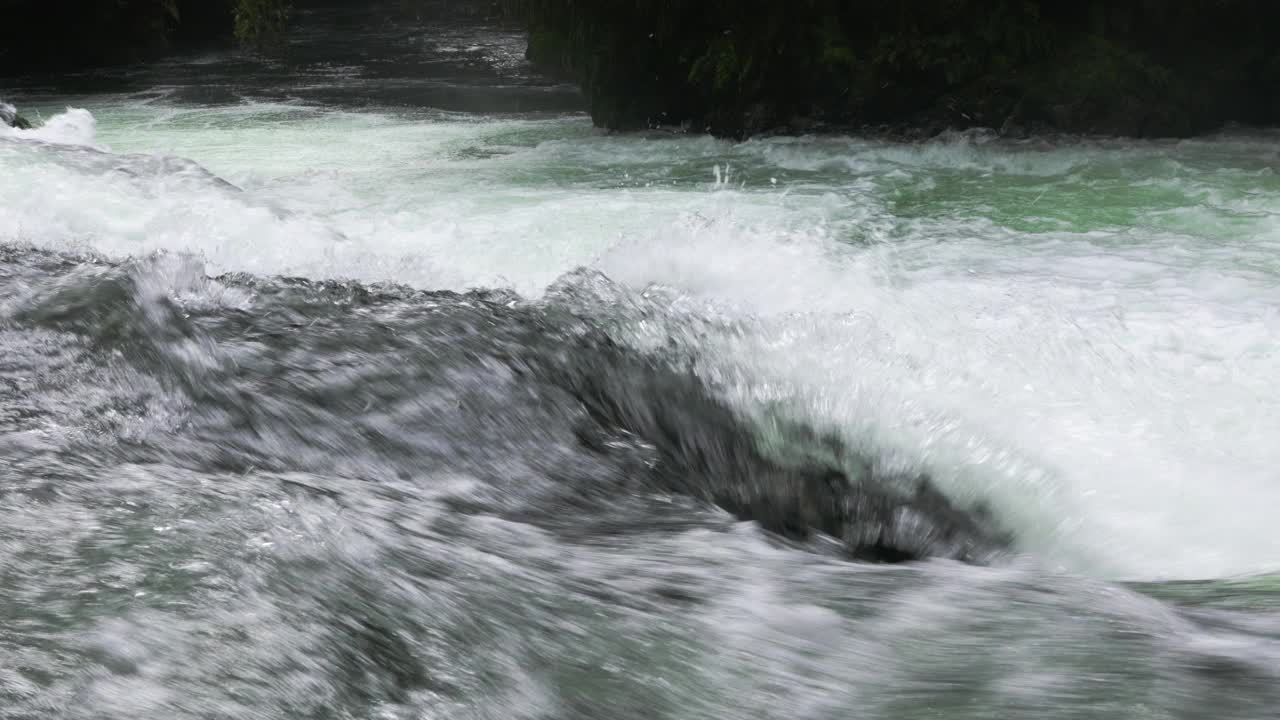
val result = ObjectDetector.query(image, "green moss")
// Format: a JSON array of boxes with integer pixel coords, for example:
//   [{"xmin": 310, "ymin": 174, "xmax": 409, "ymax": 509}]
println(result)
[
  {"xmin": 232, "ymin": 0, "xmax": 290, "ymax": 48},
  {"xmin": 688, "ymin": 35, "xmax": 741, "ymax": 95}
]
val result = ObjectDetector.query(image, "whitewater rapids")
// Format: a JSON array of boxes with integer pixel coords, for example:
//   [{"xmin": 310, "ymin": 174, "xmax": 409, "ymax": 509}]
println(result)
[{"xmin": 3, "ymin": 7, "xmax": 1280, "ymax": 715}]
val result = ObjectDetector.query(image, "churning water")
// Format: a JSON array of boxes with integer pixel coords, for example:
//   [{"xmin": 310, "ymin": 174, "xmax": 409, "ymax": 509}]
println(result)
[{"xmin": 3, "ymin": 4, "xmax": 1280, "ymax": 718}]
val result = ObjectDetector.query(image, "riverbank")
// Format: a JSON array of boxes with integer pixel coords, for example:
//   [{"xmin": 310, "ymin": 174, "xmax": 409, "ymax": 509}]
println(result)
[{"xmin": 513, "ymin": 0, "xmax": 1280, "ymax": 138}]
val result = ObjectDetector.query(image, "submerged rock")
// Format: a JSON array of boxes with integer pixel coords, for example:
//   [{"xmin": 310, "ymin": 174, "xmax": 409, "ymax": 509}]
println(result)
[
  {"xmin": 543, "ymin": 330, "xmax": 1010, "ymax": 564},
  {"xmin": 0, "ymin": 103, "xmax": 32, "ymax": 129},
  {"xmin": 6, "ymin": 247, "xmax": 1011, "ymax": 567}
]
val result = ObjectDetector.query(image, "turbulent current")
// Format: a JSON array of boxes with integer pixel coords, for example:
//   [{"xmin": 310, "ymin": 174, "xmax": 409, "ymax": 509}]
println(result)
[{"xmin": 4, "ymin": 5, "xmax": 1280, "ymax": 719}]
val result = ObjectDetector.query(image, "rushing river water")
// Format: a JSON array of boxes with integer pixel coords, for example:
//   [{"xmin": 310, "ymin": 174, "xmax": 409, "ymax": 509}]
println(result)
[{"xmin": 3, "ymin": 4, "xmax": 1280, "ymax": 719}]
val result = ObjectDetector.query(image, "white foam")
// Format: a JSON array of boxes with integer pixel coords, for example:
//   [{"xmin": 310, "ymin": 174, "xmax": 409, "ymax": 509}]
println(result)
[
  {"xmin": 598, "ymin": 205, "xmax": 1280, "ymax": 581},
  {"xmin": 0, "ymin": 106, "xmax": 99, "ymax": 146},
  {"xmin": 4, "ymin": 99, "xmax": 1280, "ymax": 581}
]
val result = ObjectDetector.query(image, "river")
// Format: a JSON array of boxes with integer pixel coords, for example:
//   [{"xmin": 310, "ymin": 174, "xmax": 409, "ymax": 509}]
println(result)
[{"xmin": 2, "ymin": 3, "xmax": 1280, "ymax": 718}]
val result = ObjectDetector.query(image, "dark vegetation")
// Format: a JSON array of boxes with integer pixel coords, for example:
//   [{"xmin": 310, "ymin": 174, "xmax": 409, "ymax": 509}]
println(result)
[
  {"xmin": 508, "ymin": 0, "xmax": 1280, "ymax": 137},
  {"xmin": 0, "ymin": 0, "xmax": 285, "ymax": 70},
  {"xmin": 3, "ymin": 0, "xmax": 1278, "ymax": 137}
]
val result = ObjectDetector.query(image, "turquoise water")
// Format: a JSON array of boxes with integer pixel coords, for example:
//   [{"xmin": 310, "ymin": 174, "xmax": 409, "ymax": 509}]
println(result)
[{"xmin": 6, "ymin": 101, "xmax": 1280, "ymax": 580}]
